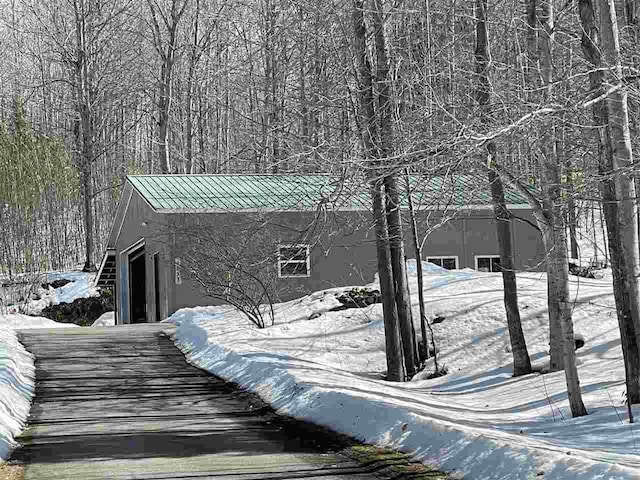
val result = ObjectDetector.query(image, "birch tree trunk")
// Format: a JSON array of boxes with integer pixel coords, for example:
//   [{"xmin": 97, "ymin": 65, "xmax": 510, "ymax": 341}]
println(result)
[
  {"xmin": 521, "ymin": 0, "xmax": 564, "ymax": 371},
  {"xmin": 599, "ymin": 0, "xmax": 640, "ymax": 342},
  {"xmin": 538, "ymin": 0, "xmax": 566, "ymax": 372},
  {"xmin": 597, "ymin": 0, "xmax": 640, "ymax": 393},
  {"xmin": 547, "ymin": 148, "xmax": 588, "ymax": 417}
]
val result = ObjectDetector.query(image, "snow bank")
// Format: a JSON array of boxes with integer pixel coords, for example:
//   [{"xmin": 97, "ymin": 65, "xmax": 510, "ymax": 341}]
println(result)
[
  {"xmin": 0, "ymin": 326, "xmax": 35, "ymax": 460},
  {"xmin": 20, "ymin": 271, "xmax": 99, "ymax": 315},
  {"xmin": 166, "ymin": 267, "xmax": 640, "ymax": 479},
  {"xmin": 91, "ymin": 311, "xmax": 115, "ymax": 327},
  {"xmin": 0, "ymin": 313, "xmax": 78, "ymax": 329},
  {"xmin": 0, "ymin": 313, "xmax": 79, "ymax": 461}
]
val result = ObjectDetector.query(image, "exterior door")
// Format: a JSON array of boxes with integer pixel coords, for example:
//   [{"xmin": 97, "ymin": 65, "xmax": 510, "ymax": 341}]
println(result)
[{"xmin": 128, "ymin": 247, "xmax": 147, "ymax": 323}]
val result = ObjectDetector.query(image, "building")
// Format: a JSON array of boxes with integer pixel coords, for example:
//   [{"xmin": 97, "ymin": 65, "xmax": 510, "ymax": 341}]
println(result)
[{"xmin": 96, "ymin": 174, "xmax": 545, "ymax": 324}]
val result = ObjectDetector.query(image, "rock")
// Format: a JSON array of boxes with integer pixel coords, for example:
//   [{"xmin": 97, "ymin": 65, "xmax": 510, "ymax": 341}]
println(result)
[
  {"xmin": 568, "ymin": 263, "xmax": 602, "ymax": 279},
  {"xmin": 39, "ymin": 289, "xmax": 114, "ymax": 327},
  {"xmin": 431, "ymin": 315, "xmax": 446, "ymax": 324},
  {"xmin": 332, "ymin": 288, "xmax": 382, "ymax": 311},
  {"xmin": 574, "ymin": 333, "xmax": 585, "ymax": 350},
  {"xmin": 41, "ymin": 279, "xmax": 72, "ymax": 290}
]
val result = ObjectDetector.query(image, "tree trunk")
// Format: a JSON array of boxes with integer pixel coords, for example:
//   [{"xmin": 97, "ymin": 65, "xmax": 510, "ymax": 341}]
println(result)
[
  {"xmin": 545, "ymin": 240, "xmax": 564, "ymax": 372},
  {"xmin": 185, "ymin": 45, "xmax": 197, "ymax": 173},
  {"xmin": 566, "ymin": 158, "xmax": 580, "ymax": 260},
  {"xmin": 372, "ymin": 0, "xmax": 416, "ymax": 378},
  {"xmin": 489, "ymin": 163, "xmax": 532, "ymax": 376},
  {"xmin": 353, "ymin": 0, "xmax": 404, "ymax": 381},
  {"xmin": 475, "ymin": 0, "xmax": 531, "ymax": 376},
  {"xmin": 158, "ymin": 76, "xmax": 171, "ymax": 174},
  {"xmin": 577, "ymin": 0, "xmax": 640, "ymax": 407},
  {"xmin": 547, "ymin": 150, "xmax": 588, "ymax": 417},
  {"xmin": 147, "ymin": 0, "xmax": 189, "ymax": 174},
  {"xmin": 598, "ymin": 0, "xmax": 640, "ymax": 356},
  {"xmin": 405, "ymin": 170, "xmax": 430, "ymax": 361},
  {"xmin": 568, "ymin": 196, "xmax": 579, "ymax": 260},
  {"xmin": 538, "ymin": 0, "xmax": 565, "ymax": 373},
  {"xmin": 372, "ymin": 179, "xmax": 405, "ymax": 381},
  {"xmin": 600, "ymin": 145, "xmax": 640, "ymax": 407},
  {"xmin": 72, "ymin": 0, "xmax": 95, "ymax": 272},
  {"xmin": 384, "ymin": 174, "xmax": 417, "ymax": 377}
]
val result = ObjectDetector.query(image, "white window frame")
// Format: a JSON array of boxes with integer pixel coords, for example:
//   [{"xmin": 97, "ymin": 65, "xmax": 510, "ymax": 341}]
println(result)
[
  {"xmin": 425, "ymin": 255, "xmax": 459, "ymax": 270},
  {"xmin": 474, "ymin": 255, "xmax": 501, "ymax": 272},
  {"xmin": 278, "ymin": 244, "xmax": 311, "ymax": 278}
]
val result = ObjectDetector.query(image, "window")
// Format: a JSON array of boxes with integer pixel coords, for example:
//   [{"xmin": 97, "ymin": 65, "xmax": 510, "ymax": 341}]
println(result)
[
  {"xmin": 475, "ymin": 255, "xmax": 501, "ymax": 273},
  {"xmin": 426, "ymin": 256, "xmax": 458, "ymax": 270},
  {"xmin": 278, "ymin": 245, "xmax": 310, "ymax": 278}
]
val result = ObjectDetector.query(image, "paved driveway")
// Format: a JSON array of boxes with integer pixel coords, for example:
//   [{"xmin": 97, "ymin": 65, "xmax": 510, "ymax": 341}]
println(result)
[{"xmin": 13, "ymin": 324, "xmax": 441, "ymax": 479}]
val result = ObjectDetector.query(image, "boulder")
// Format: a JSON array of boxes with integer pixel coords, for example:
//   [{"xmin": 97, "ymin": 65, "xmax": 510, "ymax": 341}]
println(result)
[
  {"xmin": 39, "ymin": 289, "xmax": 114, "ymax": 327},
  {"xmin": 41, "ymin": 279, "xmax": 73, "ymax": 290},
  {"xmin": 332, "ymin": 288, "xmax": 382, "ymax": 311}
]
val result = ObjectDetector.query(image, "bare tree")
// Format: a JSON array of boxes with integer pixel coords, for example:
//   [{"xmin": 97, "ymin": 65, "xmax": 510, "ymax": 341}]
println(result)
[
  {"xmin": 353, "ymin": 0, "xmax": 404, "ymax": 381},
  {"xmin": 590, "ymin": 0, "xmax": 640, "ymax": 409},
  {"xmin": 371, "ymin": 0, "xmax": 417, "ymax": 377},
  {"xmin": 474, "ymin": 0, "xmax": 532, "ymax": 377},
  {"xmin": 147, "ymin": 0, "xmax": 190, "ymax": 174}
]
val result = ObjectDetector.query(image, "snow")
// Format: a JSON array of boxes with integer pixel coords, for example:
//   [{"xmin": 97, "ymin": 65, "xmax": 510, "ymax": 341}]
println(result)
[
  {"xmin": 165, "ymin": 262, "xmax": 639, "ymax": 479},
  {"xmin": 0, "ymin": 325, "xmax": 33, "ymax": 461},
  {"xmin": 92, "ymin": 311, "xmax": 115, "ymax": 327},
  {"xmin": 0, "ymin": 312, "xmax": 79, "ymax": 461},
  {"xmin": 21, "ymin": 271, "xmax": 99, "ymax": 315},
  {"xmin": 0, "ymin": 313, "xmax": 78, "ymax": 329},
  {"xmin": 49, "ymin": 272, "xmax": 98, "ymax": 305}
]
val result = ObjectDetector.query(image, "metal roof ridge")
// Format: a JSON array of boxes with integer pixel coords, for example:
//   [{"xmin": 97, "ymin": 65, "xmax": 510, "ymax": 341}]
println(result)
[{"xmin": 126, "ymin": 173, "xmax": 332, "ymax": 178}]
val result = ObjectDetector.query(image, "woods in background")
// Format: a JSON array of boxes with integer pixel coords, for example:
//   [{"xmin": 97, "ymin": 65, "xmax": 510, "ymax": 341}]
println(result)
[{"xmin": 0, "ymin": 0, "xmax": 639, "ymax": 409}]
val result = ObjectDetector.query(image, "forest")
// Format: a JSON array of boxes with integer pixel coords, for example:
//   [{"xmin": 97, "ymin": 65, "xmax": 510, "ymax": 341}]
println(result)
[{"xmin": 0, "ymin": 0, "xmax": 639, "ymax": 419}]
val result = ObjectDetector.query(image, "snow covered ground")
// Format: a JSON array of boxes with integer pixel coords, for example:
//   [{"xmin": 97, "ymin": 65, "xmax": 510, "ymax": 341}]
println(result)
[
  {"xmin": 25, "ymin": 272, "xmax": 99, "ymax": 315},
  {"xmin": 0, "ymin": 321, "xmax": 34, "ymax": 461},
  {"xmin": 1, "ymin": 271, "xmax": 99, "ymax": 316},
  {"xmin": 166, "ymin": 262, "xmax": 638, "ymax": 479},
  {"xmin": 92, "ymin": 311, "xmax": 115, "ymax": 327},
  {"xmin": 0, "ymin": 271, "xmax": 94, "ymax": 462},
  {"xmin": 0, "ymin": 312, "xmax": 78, "ymax": 461}
]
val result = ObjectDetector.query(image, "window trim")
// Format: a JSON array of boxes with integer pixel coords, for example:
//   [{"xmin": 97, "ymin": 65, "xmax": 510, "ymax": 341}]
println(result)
[
  {"xmin": 425, "ymin": 255, "xmax": 459, "ymax": 270},
  {"xmin": 278, "ymin": 244, "xmax": 311, "ymax": 278},
  {"xmin": 474, "ymin": 255, "xmax": 501, "ymax": 272}
]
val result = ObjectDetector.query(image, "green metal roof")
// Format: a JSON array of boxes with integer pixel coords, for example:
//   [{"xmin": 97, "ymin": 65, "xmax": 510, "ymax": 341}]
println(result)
[
  {"xmin": 334, "ymin": 174, "xmax": 529, "ymax": 210},
  {"xmin": 406, "ymin": 174, "xmax": 529, "ymax": 209},
  {"xmin": 128, "ymin": 174, "xmax": 333, "ymax": 211},
  {"xmin": 126, "ymin": 174, "xmax": 529, "ymax": 213}
]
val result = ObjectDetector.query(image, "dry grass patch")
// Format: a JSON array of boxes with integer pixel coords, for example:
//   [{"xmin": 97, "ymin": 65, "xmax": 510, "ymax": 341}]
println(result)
[
  {"xmin": 0, "ymin": 463, "xmax": 23, "ymax": 480},
  {"xmin": 347, "ymin": 445, "xmax": 450, "ymax": 479}
]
